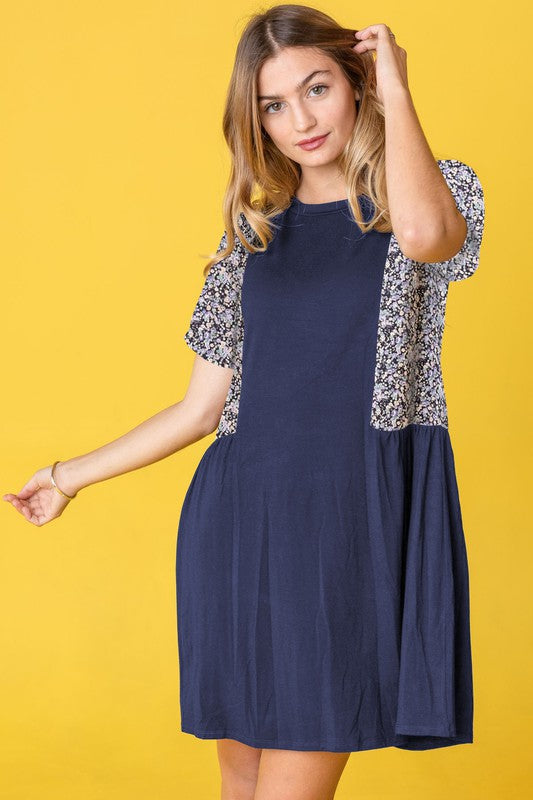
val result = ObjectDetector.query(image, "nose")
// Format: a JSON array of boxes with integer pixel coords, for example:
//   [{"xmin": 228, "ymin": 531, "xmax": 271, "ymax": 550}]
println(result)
[
  {"xmin": 291, "ymin": 104, "xmax": 318, "ymax": 133},
  {"xmin": 294, "ymin": 114, "xmax": 316, "ymax": 134}
]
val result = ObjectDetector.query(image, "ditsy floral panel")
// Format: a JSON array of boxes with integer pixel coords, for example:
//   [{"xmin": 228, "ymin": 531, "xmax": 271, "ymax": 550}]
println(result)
[
  {"xmin": 183, "ymin": 159, "xmax": 485, "ymax": 436},
  {"xmin": 369, "ymin": 159, "xmax": 485, "ymax": 430},
  {"xmin": 183, "ymin": 213, "xmax": 255, "ymax": 437},
  {"xmin": 430, "ymin": 159, "xmax": 485, "ymax": 283}
]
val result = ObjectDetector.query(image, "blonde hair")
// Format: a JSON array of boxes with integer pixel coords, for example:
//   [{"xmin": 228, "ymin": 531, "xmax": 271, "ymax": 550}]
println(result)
[{"xmin": 203, "ymin": 3, "xmax": 392, "ymax": 276}]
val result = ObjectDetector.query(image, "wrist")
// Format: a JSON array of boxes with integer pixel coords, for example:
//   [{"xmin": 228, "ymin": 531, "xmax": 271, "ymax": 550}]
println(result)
[
  {"xmin": 381, "ymin": 83, "xmax": 412, "ymax": 106},
  {"xmin": 54, "ymin": 460, "xmax": 83, "ymax": 498}
]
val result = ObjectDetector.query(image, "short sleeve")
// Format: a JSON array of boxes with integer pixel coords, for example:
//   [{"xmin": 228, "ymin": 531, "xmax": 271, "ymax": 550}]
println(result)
[
  {"xmin": 183, "ymin": 228, "xmax": 244, "ymax": 369},
  {"xmin": 433, "ymin": 159, "xmax": 485, "ymax": 282}
]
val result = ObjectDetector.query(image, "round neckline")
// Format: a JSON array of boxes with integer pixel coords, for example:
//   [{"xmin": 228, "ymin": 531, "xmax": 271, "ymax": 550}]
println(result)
[{"xmin": 291, "ymin": 195, "xmax": 350, "ymax": 214}]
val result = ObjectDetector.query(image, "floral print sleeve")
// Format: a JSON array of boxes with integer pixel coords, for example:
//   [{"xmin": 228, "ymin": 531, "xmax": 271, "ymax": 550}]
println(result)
[
  {"xmin": 432, "ymin": 159, "xmax": 485, "ymax": 282},
  {"xmin": 183, "ymin": 224, "xmax": 247, "ymax": 370}
]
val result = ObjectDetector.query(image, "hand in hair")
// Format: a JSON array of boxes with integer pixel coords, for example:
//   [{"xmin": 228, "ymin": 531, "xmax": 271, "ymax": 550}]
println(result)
[{"xmin": 352, "ymin": 24, "xmax": 409, "ymax": 104}]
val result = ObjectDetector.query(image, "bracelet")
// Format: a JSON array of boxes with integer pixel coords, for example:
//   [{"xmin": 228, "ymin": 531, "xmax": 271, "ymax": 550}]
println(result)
[{"xmin": 51, "ymin": 461, "xmax": 77, "ymax": 499}]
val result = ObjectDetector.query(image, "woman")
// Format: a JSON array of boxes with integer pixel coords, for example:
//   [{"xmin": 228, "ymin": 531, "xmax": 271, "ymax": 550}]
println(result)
[{"xmin": 3, "ymin": 4, "xmax": 485, "ymax": 799}]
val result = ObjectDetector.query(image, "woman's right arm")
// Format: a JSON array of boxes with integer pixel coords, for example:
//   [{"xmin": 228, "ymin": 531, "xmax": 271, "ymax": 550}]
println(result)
[{"xmin": 2, "ymin": 354, "xmax": 234, "ymax": 526}]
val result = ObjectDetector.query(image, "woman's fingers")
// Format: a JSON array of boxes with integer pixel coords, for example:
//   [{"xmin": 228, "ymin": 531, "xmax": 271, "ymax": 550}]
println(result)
[
  {"xmin": 18, "ymin": 502, "xmax": 41, "ymax": 525},
  {"xmin": 3, "ymin": 485, "xmax": 70, "ymax": 526},
  {"xmin": 9, "ymin": 497, "xmax": 29, "ymax": 518},
  {"xmin": 353, "ymin": 23, "xmax": 395, "ymax": 52},
  {"xmin": 9, "ymin": 496, "xmax": 30, "ymax": 514},
  {"xmin": 15, "ymin": 476, "xmax": 42, "ymax": 500},
  {"xmin": 354, "ymin": 23, "xmax": 391, "ymax": 39},
  {"xmin": 353, "ymin": 41, "xmax": 376, "ymax": 54}
]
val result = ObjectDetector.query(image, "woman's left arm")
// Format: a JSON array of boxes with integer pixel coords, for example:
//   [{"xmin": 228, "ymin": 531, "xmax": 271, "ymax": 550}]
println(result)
[{"xmin": 353, "ymin": 23, "xmax": 468, "ymax": 262}]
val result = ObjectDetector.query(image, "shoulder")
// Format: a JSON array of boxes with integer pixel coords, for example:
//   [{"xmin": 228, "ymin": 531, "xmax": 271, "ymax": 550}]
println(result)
[
  {"xmin": 436, "ymin": 157, "xmax": 484, "ymax": 227},
  {"xmin": 213, "ymin": 212, "xmax": 260, "ymax": 269},
  {"xmin": 431, "ymin": 158, "xmax": 485, "ymax": 281},
  {"xmin": 237, "ymin": 211, "xmax": 262, "ymax": 248},
  {"xmin": 436, "ymin": 158, "xmax": 483, "ymax": 195},
  {"xmin": 207, "ymin": 215, "xmax": 252, "ymax": 280}
]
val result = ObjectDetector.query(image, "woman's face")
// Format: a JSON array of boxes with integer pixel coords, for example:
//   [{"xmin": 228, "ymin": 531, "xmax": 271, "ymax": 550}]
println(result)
[{"xmin": 257, "ymin": 47, "xmax": 359, "ymax": 169}]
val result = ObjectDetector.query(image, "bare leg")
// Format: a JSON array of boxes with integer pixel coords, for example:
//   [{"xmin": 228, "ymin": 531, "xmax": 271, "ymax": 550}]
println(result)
[
  {"xmin": 253, "ymin": 749, "xmax": 351, "ymax": 800},
  {"xmin": 216, "ymin": 738, "xmax": 263, "ymax": 800}
]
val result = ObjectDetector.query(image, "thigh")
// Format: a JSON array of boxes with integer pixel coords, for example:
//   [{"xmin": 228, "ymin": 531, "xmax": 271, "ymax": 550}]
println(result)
[
  {"xmin": 254, "ymin": 749, "xmax": 351, "ymax": 800},
  {"xmin": 216, "ymin": 738, "xmax": 263, "ymax": 790}
]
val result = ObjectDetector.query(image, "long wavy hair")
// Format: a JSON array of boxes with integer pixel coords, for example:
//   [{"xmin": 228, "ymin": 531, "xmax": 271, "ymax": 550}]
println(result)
[{"xmin": 202, "ymin": 3, "xmax": 392, "ymax": 276}]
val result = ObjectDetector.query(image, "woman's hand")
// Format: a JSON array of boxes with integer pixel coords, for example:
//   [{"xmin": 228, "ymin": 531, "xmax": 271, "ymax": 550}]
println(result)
[
  {"xmin": 3, "ymin": 464, "xmax": 75, "ymax": 526},
  {"xmin": 352, "ymin": 23, "xmax": 409, "ymax": 104}
]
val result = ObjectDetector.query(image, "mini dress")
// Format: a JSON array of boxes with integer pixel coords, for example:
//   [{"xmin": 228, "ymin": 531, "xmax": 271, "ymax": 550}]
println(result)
[{"xmin": 175, "ymin": 158, "xmax": 485, "ymax": 752}]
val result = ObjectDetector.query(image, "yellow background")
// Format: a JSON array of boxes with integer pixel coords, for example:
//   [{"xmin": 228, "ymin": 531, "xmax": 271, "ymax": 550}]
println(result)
[{"xmin": 1, "ymin": 1, "xmax": 530, "ymax": 798}]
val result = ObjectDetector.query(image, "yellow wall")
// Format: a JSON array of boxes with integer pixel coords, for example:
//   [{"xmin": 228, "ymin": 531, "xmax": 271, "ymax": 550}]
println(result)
[{"xmin": 1, "ymin": 1, "xmax": 530, "ymax": 798}]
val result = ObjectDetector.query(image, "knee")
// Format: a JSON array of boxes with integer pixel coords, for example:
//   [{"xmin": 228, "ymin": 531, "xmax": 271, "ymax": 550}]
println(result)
[
  {"xmin": 217, "ymin": 739, "xmax": 262, "ymax": 800},
  {"xmin": 220, "ymin": 773, "xmax": 258, "ymax": 800}
]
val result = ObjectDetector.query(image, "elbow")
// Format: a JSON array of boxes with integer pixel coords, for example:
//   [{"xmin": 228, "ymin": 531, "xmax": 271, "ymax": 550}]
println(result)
[
  {"xmin": 181, "ymin": 401, "xmax": 220, "ymax": 439},
  {"xmin": 198, "ymin": 411, "xmax": 220, "ymax": 437},
  {"xmin": 396, "ymin": 210, "xmax": 468, "ymax": 263},
  {"xmin": 205, "ymin": 419, "xmax": 221, "ymax": 436}
]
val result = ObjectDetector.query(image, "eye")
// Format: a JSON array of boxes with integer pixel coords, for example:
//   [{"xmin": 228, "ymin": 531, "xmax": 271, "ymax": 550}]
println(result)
[
  {"xmin": 263, "ymin": 83, "xmax": 329, "ymax": 114},
  {"xmin": 309, "ymin": 84, "xmax": 328, "ymax": 97},
  {"xmin": 264, "ymin": 101, "xmax": 283, "ymax": 114}
]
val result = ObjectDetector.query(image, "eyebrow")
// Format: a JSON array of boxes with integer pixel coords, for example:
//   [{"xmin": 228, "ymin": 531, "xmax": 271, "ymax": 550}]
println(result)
[{"xmin": 257, "ymin": 69, "xmax": 332, "ymax": 102}]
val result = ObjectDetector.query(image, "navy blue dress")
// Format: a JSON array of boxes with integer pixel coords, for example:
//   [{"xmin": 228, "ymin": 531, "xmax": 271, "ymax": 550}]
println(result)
[{"xmin": 175, "ymin": 194, "xmax": 474, "ymax": 752}]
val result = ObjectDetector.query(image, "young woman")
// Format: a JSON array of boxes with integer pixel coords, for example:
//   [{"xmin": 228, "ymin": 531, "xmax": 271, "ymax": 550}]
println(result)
[{"xmin": 3, "ymin": 5, "xmax": 485, "ymax": 799}]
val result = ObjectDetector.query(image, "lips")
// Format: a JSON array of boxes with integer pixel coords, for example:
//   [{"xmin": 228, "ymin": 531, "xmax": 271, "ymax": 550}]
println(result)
[
  {"xmin": 296, "ymin": 134, "xmax": 328, "ymax": 145},
  {"xmin": 296, "ymin": 132, "xmax": 330, "ymax": 151}
]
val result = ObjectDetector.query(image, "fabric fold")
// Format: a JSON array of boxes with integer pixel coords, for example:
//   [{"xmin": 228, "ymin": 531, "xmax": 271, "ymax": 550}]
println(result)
[{"xmin": 364, "ymin": 423, "xmax": 473, "ymax": 748}]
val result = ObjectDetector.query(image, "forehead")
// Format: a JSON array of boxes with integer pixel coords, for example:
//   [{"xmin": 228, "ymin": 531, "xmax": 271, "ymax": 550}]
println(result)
[{"xmin": 257, "ymin": 48, "xmax": 338, "ymax": 94}]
